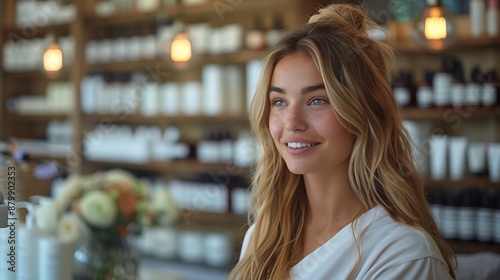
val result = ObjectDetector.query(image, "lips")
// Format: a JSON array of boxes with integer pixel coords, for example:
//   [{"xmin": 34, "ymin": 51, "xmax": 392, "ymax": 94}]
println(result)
[
  {"xmin": 283, "ymin": 139, "xmax": 319, "ymax": 155},
  {"xmin": 287, "ymin": 142, "xmax": 315, "ymax": 149}
]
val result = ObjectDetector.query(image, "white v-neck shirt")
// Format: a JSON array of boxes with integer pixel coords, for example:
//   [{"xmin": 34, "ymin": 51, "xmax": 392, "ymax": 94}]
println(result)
[{"xmin": 239, "ymin": 205, "xmax": 454, "ymax": 279}]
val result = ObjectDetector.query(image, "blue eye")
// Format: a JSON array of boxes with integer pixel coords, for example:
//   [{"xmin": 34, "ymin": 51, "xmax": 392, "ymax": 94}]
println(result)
[
  {"xmin": 271, "ymin": 99, "xmax": 286, "ymax": 106},
  {"xmin": 309, "ymin": 98, "xmax": 328, "ymax": 106}
]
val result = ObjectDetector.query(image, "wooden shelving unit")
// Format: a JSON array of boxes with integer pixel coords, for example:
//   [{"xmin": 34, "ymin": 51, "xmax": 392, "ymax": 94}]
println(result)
[
  {"xmin": 448, "ymin": 240, "xmax": 500, "ymax": 255},
  {"xmin": 2, "ymin": 1, "xmax": 499, "ymax": 257},
  {"xmin": 85, "ymin": 159, "xmax": 250, "ymax": 175},
  {"xmin": 424, "ymin": 177, "xmax": 500, "ymax": 189},
  {"xmin": 82, "ymin": 113, "xmax": 249, "ymax": 124},
  {"xmin": 389, "ymin": 33, "xmax": 500, "ymax": 53},
  {"xmin": 401, "ymin": 106, "xmax": 500, "ymax": 120},
  {"xmin": 86, "ymin": 49, "xmax": 270, "ymax": 73}
]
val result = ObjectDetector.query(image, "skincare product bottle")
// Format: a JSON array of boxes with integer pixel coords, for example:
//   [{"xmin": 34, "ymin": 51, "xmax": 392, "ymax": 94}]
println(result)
[
  {"xmin": 393, "ymin": 72, "xmax": 411, "ymax": 107},
  {"xmin": 416, "ymin": 70, "xmax": 434, "ymax": 108},
  {"xmin": 476, "ymin": 190, "xmax": 494, "ymax": 242},
  {"xmin": 481, "ymin": 70, "xmax": 498, "ymax": 106},
  {"xmin": 487, "ymin": 0, "xmax": 499, "ymax": 36},
  {"xmin": 456, "ymin": 188, "xmax": 478, "ymax": 240},
  {"xmin": 440, "ymin": 192, "xmax": 458, "ymax": 239},
  {"xmin": 433, "ymin": 57, "xmax": 453, "ymax": 107},
  {"xmin": 464, "ymin": 66, "xmax": 482, "ymax": 106},
  {"xmin": 0, "ymin": 198, "xmax": 16, "ymax": 280},
  {"xmin": 470, "ymin": 0, "xmax": 486, "ymax": 37},
  {"xmin": 16, "ymin": 202, "xmax": 39, "ymax": 280},
  {"xmin": 450, "ymin": 60, "xmax": 466, "ymax": 107}
]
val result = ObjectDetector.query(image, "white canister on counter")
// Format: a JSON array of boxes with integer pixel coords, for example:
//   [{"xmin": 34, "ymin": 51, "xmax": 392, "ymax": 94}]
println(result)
[
  {"xmin": 16, "ymin": 202, "xmax": 39, "ymax": 280},
  {"xmin": 38, "ymin": 236, "xmax": 74, "ymax": 280}
]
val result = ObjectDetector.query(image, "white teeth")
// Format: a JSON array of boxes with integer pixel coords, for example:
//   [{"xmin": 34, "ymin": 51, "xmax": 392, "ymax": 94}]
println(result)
[{"xmin": 287, "ymin": 142, "xmax": 313, "ymax": 149}]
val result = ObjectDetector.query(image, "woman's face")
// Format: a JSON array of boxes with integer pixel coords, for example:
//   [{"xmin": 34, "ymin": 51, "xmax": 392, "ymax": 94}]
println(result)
[{"xmin": 268, "ymin": 52, "xmax": 354, "ymax": 175}]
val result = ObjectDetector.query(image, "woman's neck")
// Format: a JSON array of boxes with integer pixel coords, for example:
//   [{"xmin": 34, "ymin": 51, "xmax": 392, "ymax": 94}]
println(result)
[{"xmin": 297, "ymin": 169, "xmax": 366, "ymax": 260}]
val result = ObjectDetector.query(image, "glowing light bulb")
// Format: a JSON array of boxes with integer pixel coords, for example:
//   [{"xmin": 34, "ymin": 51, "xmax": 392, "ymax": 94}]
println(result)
[
  {"xmin": 413, "ymin": 0, "xmax": 455, "ymax": 51},
  {"xmin": 170, "ymin": 33, "xmax": 192, "ymax": 63},
  {"xmin": 43, "ymin": 43, "xmax": 63, "ymax": 77},
  {"xmin": 424, "ymin": 7, "xmax": 447, "ymax": 40}
]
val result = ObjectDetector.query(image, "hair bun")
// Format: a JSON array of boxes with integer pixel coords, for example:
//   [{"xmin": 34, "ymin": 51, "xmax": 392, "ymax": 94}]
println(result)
[{"xmin": 308, "ymin": 4, "xmax": 367, "ymax": 33}]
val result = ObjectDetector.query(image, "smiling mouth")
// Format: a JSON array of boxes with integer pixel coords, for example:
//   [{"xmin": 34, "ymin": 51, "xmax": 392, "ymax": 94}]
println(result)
[{"xmin": 286, "ymin": 142, "xmax": 318, "ymax": 149}]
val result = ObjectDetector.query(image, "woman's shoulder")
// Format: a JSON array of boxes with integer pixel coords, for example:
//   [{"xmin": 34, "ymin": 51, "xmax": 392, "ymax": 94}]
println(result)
[
  {"xmin": 363, "ymin": 206, "xmax": 445, "ymax": 262},
  {"xmin": 239, "ymin": 224, "xmax": 256, "ymax": 260}
]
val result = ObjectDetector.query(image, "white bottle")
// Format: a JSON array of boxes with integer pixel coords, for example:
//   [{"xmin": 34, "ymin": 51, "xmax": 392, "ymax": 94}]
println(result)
[
  {"xmin": 476, "ymin": 192, "xmax": 494, "ymax": 242},
  {"xmin": 140, "ymin": 81, "xmax": 160, "ymax": 116},
  {"xmin": 160, "ymin": 82, "xmax": 180, "ymax": 116},
  {"xmin": 482, "ymin": 71, "xmax": 498, "ymax": 106},
  {"xmin": 202, "ymin": 64, "xmax": 224, "ymax": 116},
  {"xmin": 470, "ymin": 0, "xmax": 486, "ymax": 37},
  {"xmin": 464, "ymin": 67, "xmax": 482, "ymax": 106},
  {"xmin": 0, "ymin": 197, "xmax": 16, "ymax": 280},
  {"xmin": 487, "ymin": 0, "xmax": 499, "ymax": 36},
  {"xmin": 38, "ymin": 236, "xmax": 74, "ymax": 280},
  {"xmin": 16, "ymin": 202, "xmax": 39, "ymax": 280},
  {"xmin": 224, "ymin": 65, "xmax": 244, "ymax": 115}
]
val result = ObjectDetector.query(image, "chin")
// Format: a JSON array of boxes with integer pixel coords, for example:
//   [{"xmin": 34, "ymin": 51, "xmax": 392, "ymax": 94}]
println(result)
[{"xmin": 285, "ymin": 163, "xmax": 311, "ymax": 175}]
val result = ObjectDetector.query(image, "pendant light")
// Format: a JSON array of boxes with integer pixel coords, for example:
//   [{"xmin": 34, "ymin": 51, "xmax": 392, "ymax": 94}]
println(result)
[
  {"xmin": 43, "ymin": 34, "xmax": 63, "ymax": 78},
  {"xmin": 413, "ymin": 0, "xmax": 455, "ymax": 51},
  {"xmin": 170, "ymin": 21, "xmax": 192, "ymax": 68}
]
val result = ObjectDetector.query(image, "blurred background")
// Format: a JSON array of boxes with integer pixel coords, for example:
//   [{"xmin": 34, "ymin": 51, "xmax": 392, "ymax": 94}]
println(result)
[{"xmin": 0, "ymin": 0, "xmax": 499, "ymax": 279}]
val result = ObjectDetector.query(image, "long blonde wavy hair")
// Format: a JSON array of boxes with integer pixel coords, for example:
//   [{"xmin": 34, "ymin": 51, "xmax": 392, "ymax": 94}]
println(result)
[{"xmin": 229, "ymin": 4, "xmax": 455, "ymax": 280}]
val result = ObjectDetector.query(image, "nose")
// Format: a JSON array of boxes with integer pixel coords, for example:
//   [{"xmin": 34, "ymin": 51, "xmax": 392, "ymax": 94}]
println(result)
[{"xmin": 285, "ymin": 105, "xmax": 307, "ymax": 131}]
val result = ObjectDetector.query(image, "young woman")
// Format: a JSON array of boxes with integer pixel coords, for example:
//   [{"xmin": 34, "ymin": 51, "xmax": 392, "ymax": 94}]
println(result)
[{"xmin": 228, "ymin": 3, "xmax": 456, "ymax": 280}]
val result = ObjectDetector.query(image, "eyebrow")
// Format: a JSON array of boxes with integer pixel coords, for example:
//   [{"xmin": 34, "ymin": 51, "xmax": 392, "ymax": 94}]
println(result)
[{"xmin": 269, "ymin": 84, "xmax": 326, "ymax": 94}]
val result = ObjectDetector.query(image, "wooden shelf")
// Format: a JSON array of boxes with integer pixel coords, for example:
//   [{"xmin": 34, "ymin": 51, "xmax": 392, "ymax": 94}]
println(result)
[
  {"xmin": 1, "ymin": 23, "xmax": 71, "ymax": 40},
  {"xmin": 389, "ymin": 35, "xmax": 500, "ymax": 53},
  {"xmin": 29, "ymin": 152, "xmax": 68, "ymax": 164},
  {"xmin": 82, "ymin": 114, "xmax": 249, "ymax": 125},
  {"xmin": 178, "ymin": 209, "xmax": 247, "ymax": 226},
  {"xmin": 447, "ymin": 240, "xmax": 500, "ymax": 254},
  {"xmin": 401, "ymin": 106, "xmax": 499, "ymax": 120},
  {"xmin": 424, "ymin": 177, "xmax": 500, "ymax": 189},
  {"xmin": 84, "ymin": 0, "xmax": 289, "ymax": 27},
  {"xmin": 87, "ymin": 49, "xmax": 269, "ymax": 73},
  {"xmin": 85, "ymin": 159, "xmax": 250, "ymax": 175},
  {"xmin": 5, "ymin": 113, "xmax": 69, "ymax": 122},
  {"xmin": 2, "ymin": 70, "xmax": 71, "ymax": 80}
]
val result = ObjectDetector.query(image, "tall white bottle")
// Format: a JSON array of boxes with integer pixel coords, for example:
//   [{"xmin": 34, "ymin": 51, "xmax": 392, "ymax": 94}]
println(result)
[
  {"xmin": 470, "ymin": 0, "xmax": 486, "ymax": 37},
  {"xmin": 0, "ymin": 198, "xmax": 16, "ymax": 280},
  {"xmin": 16, "ymin": 202, "xmax": 39, "ymax": 280}
]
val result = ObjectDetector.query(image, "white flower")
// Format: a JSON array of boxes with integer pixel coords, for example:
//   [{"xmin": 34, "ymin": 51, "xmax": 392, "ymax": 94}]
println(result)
[
  {"xmin": 103, "ymin": 169, "xmax": 136, "ymax": 189},
  {"xmin": 33, "ymin": 198, "xmax": 60, "ymax": 235},
  {"xmin": 152, "ymin": 187, "xmax": 179, "ymax": 226},
  {"xmin": 80, "ymin": 173, "xmax": 102, "ymax": 192},
  {"xmin": 80, "ymin": 190, "xmax": 117, "ymax": 229},
  {"xmin": 55, "ymin": 174, "xmax": 82, "ymax": 211},
  {"xmin": 58, "ymin": 212, "xmax": 90, "ymax": 246}
]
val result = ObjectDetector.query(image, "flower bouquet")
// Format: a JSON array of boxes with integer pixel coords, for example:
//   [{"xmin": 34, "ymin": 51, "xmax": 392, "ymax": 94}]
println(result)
[{"xmin": 45, "ymin": 168, "xmax": 179, "ymax": 279}]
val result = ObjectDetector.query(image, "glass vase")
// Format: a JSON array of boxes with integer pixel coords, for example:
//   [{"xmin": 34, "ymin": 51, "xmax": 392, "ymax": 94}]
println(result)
[{"xmin": 73, "ymin": 235, "xmax": 139, "ymax": 280}]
